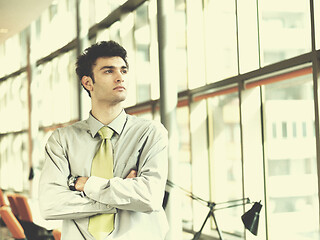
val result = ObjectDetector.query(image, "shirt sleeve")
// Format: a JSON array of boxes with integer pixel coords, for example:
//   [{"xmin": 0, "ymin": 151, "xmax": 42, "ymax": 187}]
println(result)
[
  {"xmin": 84, "ymin": 123, "xmax": 168, "ymax": 213},
  {"xmin": 38, "ymin": 129, "xmax": 116, "ymax": 221}
]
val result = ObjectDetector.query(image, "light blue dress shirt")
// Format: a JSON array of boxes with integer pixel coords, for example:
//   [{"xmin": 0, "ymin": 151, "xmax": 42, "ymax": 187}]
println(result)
[{"xmin": 39, "ymin": 110, "xmax": 169, "ymax": 240}]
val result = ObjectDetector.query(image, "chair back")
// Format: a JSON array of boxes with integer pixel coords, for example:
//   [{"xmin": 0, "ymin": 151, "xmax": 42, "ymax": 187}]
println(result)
[
  {"xmin": 0, "ymin": 189, "xmax": 7, "ymax": 207},
  {"xmin": 15, "ymin": 195, "xmax": 33, "ymax": 222},
  {"xmin": 7, "ymin": 194, "xmax": 19, "ymax": 217},
  {"xmin": 0, "ymin": 206, "xmax": 26, "ymax": 239}
]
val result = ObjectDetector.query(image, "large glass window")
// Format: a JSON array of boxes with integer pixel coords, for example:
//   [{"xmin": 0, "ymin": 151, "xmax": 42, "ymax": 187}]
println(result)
[
  {"xmin": 259, "ymin": 0, "xmax": 311, "ymax": 66},
  {"xmin": 262, "ymin": 71, "xmax": 319, "ymax": 240}
]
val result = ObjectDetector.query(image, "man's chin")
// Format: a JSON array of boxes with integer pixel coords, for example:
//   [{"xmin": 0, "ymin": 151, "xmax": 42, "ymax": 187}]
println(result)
[{"xmin": 112, "ymin": 96, "xmax": 127, "ymax": 105}]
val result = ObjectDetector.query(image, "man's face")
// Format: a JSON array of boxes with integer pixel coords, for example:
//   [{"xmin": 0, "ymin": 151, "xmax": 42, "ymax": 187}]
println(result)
[{"xmin": 90, "ymin": 56, "xmax": 128, "ymax": 105}]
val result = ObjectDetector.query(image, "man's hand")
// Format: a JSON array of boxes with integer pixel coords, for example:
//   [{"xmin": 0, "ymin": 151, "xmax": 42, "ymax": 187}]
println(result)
[
  {"xmin": 75, "ymin": 177, "xmax": 88, "ymax": 192},
  {"xmin": 126, "ymin": 169, "xmax": 137, "ymax": 179}
]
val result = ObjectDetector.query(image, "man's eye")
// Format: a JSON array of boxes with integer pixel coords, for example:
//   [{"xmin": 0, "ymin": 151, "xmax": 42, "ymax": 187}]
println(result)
[
  {"xmin": 122, "ymin": 70, "xmax": 128, "ymax": 74},
  {"xmin": 105, "ymin": 70, "xmax": 112, "ymax": 73}
]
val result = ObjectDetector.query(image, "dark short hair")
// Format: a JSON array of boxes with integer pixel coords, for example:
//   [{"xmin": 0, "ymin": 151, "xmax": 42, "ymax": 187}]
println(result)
[{"xmin": 76, "ymin": 40, "xmax": 128, "ymax": 97}]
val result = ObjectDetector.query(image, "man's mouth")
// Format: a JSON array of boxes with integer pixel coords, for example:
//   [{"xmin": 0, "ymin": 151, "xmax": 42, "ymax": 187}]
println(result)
[{"xmin": 113, "ymin": 86, "xmax": 126, "ymax": 90}]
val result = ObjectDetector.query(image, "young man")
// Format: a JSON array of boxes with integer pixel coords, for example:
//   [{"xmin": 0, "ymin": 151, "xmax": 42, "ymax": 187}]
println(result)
[{"xmin": 39, "ymin": 41, "xmax": 168, "ymax": 240}]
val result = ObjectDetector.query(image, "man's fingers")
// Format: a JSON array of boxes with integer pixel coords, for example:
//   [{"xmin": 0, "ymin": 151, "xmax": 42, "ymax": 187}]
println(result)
[{"xmin": 126, "ymin": 169, "xmax": 137, "ymax": 178}]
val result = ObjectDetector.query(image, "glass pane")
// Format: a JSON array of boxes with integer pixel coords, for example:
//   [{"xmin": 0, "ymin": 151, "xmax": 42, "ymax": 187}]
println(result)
[
  {"xmin": 94, "ymin": 0, "xmax": 125, "ymax": 23},
  {"xmin": 204, "ymin": 0, "xmax": 238, "ymax": 83},
  {"xmin": 184, "ymin": 0, "xmax": 206, "ymax": 90},
  {"xmin": 94, "ymin": 0, "xmax": 111, "ymax": 23},
  {"xmin": 135, "ymin": 111, "xmax": 153, "ymax": 120},
  {"xmin": 314, "ymin": 0, "xmax": 320, "ymax": 50},
  {"xmin": 241, "ymin": 87, "xmax": 266, "ymax": 240},
  {"xmin": 134, "ymin": 2, "xmax": 151, "ymax": 103},
  {"xmin": 259, "ymin": 0, "xmax": 311, "ymax": 66},
  {"xmin": 109, "ymin": 21, "xmax": 121, "ymax": 44},
  {"xmin": 238, "ymin": 0, "xmax": 259, "ymax": 73},
  {"xmin": 0, "ymin": 133, "xmax": 28, "ymax": 192},
  {"xmin": 176, "ymin": 106, "xmax": 192, "ymax": 229},
  {"xmin": 208, "ymin": 92, "xmax": 243, "ymax": 236},
  {"xmin": 263, "ymin": 73, "xmax": 319, "ymax": 240},
  {"xmin": 33, "ymin": 50, "xmax": 78, "ymax": 127},
  {"xmin": 4, "ymin": 35, "xmax": 21, "ymax": 74},
  {"xmin": 0, "ymin": 43, "xmax": 5, "ymax": 78},
  {"xmin": 0, "ymin": 73, "xmax": 28, "ymax": 133},
  {"xmin": 175, "ymin": 0, "xmax": 188, "ymax": 91}
]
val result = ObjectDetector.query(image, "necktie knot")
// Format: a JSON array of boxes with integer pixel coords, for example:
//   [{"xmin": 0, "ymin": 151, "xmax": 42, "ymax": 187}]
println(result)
[{"xmin": 98, "ymin": 126, "xmax": 114, "ymax": 140}]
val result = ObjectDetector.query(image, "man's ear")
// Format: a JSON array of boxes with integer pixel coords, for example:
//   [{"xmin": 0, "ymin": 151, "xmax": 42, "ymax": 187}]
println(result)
[{"xmin": 81, "ymin": 76, "xmax": 93, "ymax": 92}]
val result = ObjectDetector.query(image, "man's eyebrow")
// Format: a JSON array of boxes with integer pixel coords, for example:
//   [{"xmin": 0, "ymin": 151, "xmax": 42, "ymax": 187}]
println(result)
[{"xmin": 99, "ymin": 65, "xmax": 128, "ymax": 71}]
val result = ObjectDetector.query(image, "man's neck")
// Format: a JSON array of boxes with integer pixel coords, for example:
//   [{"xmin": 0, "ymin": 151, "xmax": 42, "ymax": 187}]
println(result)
[{"xmin": 91, "ymin": 102, "xmax": 123, "ymax": 125}]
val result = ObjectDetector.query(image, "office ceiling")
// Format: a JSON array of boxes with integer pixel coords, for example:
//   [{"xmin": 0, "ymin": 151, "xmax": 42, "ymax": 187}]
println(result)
[{"xmin": 0, "ymin": 0, "xmax": 54, "ymax": 44}]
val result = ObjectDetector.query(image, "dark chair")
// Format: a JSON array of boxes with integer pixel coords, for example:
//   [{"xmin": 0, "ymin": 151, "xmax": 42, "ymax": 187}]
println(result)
[
  {"xmin": 14, "ymin": 194, "xmax": 54, "ymax": 240},
  {"xmin": 0, "ymin": 206, "xmax": 27, "ymax": 240}
]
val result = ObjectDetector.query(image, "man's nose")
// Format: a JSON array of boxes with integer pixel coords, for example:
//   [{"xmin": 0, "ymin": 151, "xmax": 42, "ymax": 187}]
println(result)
[{"xmin": 115, "ymin": 72, "xmax": 124, "ymax": 82}]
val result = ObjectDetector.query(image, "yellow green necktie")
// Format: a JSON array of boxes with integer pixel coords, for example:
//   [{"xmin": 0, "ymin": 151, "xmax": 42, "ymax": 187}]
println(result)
[{"xmin": 88, "ymin": 126, "xmax": 114, "ymax": 240}]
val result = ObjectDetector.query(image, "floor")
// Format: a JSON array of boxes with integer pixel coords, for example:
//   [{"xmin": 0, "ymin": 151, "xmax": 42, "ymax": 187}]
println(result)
[
  {"xmin": 0, "ymin": 224, "xmax": 196, "ymax": 240},
  {"xmin": 0, "ymin": 225, "xmax": 13, "ymax": 240}
]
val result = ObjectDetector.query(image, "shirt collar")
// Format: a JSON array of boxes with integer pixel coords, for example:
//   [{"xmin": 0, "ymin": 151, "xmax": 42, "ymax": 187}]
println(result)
[{"xmin": 87, "ymin": 110, "xmax": 127, "ymax": 138}]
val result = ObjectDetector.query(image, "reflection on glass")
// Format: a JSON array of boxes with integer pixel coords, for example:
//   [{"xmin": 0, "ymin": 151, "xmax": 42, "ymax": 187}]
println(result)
[
  {"xmin": 208, "ymin": 92, "xmax": 243, "ymax": 236},
  {"xmin": 263, "ymin": 74, "xmax": 319, "ymax": 240},
  {"xmin": 259, "ymin": 0, "xmax": 311, "ymax": 66}
]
